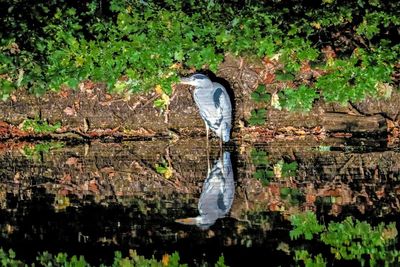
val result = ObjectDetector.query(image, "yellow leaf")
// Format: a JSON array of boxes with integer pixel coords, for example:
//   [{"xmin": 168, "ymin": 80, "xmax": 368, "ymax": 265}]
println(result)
[
  {"xmin": 310, "ymin": 22, "xmax": 321, "ymax": 29},
  {"xmin": 169, "ymin": 63, "xmax": 182, "ymax": 70},
  {"xmin": 164, "ymin": 167, "xmax": 173, "ymax": 179},
  {"xmin": 161, "ymin": 93, "xmax": 170, "ymax": 103},
  {"xmin": 271, "ymin": 92, "xmax": 281, "ymax": 110},
  {"xmin": 155, "ymin": 84, "xmax": 163, "ymax": 95},
  {"xmin": 162, "ymin": 254, "xmax": 170, "ymax": 266}
]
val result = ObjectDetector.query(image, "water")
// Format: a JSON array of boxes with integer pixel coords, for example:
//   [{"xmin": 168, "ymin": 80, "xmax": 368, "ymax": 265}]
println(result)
[{"xmin": 0, "ymin": 137, "xmax": 399, "ymax": 266}]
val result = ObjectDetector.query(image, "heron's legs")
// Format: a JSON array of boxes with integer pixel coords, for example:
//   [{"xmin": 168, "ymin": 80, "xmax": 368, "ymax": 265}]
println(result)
[
  {"xmin": 219, "ymin": 128, "xmax": 223, "ymax": 164},
  {"xmin": 205, "ymin": 123, "xmax": 210, "ymax": 173}
]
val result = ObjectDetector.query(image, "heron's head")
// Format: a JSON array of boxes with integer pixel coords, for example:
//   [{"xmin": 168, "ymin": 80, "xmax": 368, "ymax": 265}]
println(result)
[
  {"xmin": 175, "ymin": 216, "xmax": 215, "ymax": 230},
  {"xmin": 180, "ymin": 74, "xmax": 212, "ymax": 88}
]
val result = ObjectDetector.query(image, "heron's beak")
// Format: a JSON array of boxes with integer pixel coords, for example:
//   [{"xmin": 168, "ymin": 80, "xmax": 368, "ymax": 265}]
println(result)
[
  {"xmin": 179, "ymin": 77, "xmax": 194, "ymax": 85},
  {"xmin": 175, "ymin": 217, "xmax": 198, "ymax": 225}
]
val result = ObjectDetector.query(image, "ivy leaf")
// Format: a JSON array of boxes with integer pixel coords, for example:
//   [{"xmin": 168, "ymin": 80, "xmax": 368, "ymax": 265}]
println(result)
[
  {"xmin": 248, "ymin": 109, "xmax": 267, "ymax": 126},
  {"xmin": 250, "ymin": 149, "xmax": 269, "ymax": 166},
  {"xmin": 251, "ymin": 84, "xmax": 271, "ymax": 103},
  {"xmin": 275, "ymin": 71, "xmax": 295, "ymax": 81},
  {"xmin": 280, "ymin": 85, "xmax": 319, "ymax": 112}
]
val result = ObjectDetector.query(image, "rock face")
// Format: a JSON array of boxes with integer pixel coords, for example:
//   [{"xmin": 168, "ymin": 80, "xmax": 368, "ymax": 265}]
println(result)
[{"xmin": 0, "ymin": 54, "xmax": 398, "ymax": 141}]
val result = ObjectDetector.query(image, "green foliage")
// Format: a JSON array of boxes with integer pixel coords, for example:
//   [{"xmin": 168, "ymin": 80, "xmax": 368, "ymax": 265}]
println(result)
[
  {"xmin": 280, "ymin": 187, "xmax": 302, "ymax": 205},
  {"xmin": 321, "ymin": 217, "xmax": 399, "ymax": 265},
  {"xmin": 281, "ymin": 161, "xmax": 298, "ymax": 177},
  {"xmin": 316, "ymin": 51, "xmax": 394, "ymax": 105},
  {"xmin": 32, "ymin": 249, "xmax": 199, "ymax": 266},
  {"xmin": 251, "ymin": 84, "xmax": 271, "ymax": 103},
  {"xmin": 248, "ymin": 109, "xmax": 267, "ymax": 126},
  {"xmin": 290, "ymin": 212, "xmax": 400, "ymax": 266},
  {"xmin": 0, "ymin": 249, "xmax": 22, "ymax": 266},
  {"xmin": 251, "ymin": 149, "xmax": 271, "ymax": 185},
  {"xmin": 1, "ymin": 0, "xmax": 398, "ymax": 113},
  {"xmin": 21, "ymin": 117, "xmax": 61, "ymax": 133},
  {"xmin": 281, "ymin": 38, "xmax": 319, "ymax": 73},
  {"xmin": 279, "ymin": 85, "xmax": 319, "ymax": 112},
  {"xmin": 251, "ymin": 149, "xmax": 298, "ymax": 185},
  {"xmin": 275, "ymin": 72, "xmax": 295, "ymax": 82},
  {"xmin": 22, "ymin": 141, "xmax": 65, "ymax": 161},
  {"xmin": 294, "ymin": 250, "xmax": 327, "ymax": 267},
  {"xmin": 290, "ymin": 211, "xmax": 325, "ymax": 241},
  {"xmin": 250, "ymin": 149, "xmax": 269, "ymax": 166},
  {"xmin": 155, "ymin": 158, "xmax": 173, "ymax": 179},
  {"xmin": 214, "ymin": 255, "xmax": 228, "ymax": 267}
]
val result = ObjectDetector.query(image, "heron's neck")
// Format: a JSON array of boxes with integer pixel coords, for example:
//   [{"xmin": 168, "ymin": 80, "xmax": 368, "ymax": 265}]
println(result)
[{"xmin": 194, "ymin": 86, "xmax": 213, "ymax": 96}]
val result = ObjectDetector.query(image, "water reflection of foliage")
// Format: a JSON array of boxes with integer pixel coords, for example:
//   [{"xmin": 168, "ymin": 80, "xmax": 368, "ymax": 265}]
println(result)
[
  {"xmin": 246, "ymin": 147, "xmax": 400, "ymax": 220},
  {"xmin": 22, "ymin": 141, "xmax": 65, "ymax": 161},
  {"xmin": 0, "ymin": 247, "xmax": 200, "ymax": 267},
  {"xmin": 290, "ymin": 211, "xmax": 400, "ymax": 266},
  {"xmin": 250, "ymin": 148, "xmax": 298, "ymax": 185},
  {"xmin": 250, "ymin": 148, "xmax": 302, "ymax": 214}
]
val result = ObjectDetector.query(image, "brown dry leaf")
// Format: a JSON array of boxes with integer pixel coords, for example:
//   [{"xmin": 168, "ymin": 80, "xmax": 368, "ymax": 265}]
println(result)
[
  {"xmin": 0, "ymin": 121, "xmax": 9, "ymax": 128},
  {"xmin": 300, "ymin": 62, "xmax": 312, "ymax": 73},
  {"xmin": 306, "ymin": 193, "xmax": 316, "ymax": 204},
  {"xmin": 64, "ymin": 106, "xmax": 76, "ymax": 116},
  {"xmin": 60, "ymin": 89, "xmax": 71, "ymax": 98},
  {"xmin": 13, "ymin": 172, "xmax": 20, "ymax": 182},
  {"xmin": 74, "ymin": 100, "xmax": 80, "ymax": 110},
  {"xmin": 387, "ymin": 119, "xmax": 395, "ymax": 130},
  {"xmin": 10, "ymin": 43, "xmax": 20, "ymax": 54},
  {"xmin": 321, "ymin": 45, "xmax": 336, "ymax": 59},
  {"xmin": 61, "ymin": 173, "xmax": 72, "ymax": 183},
  {"xmin": 375, "ymin": 187, "xmax": 385, "ymax": 199},
  {"xmin": 263, "ymin": 72, "xmax": 275, "ymax": 84},
  {"xmin": 169, "ymin": 63, "xmax": 182, "ymax": 70},
  {"xmin": 375, "ymin": 82, "xmax": 393, "ymax": 99},
  {"xmin": 100, "ymin": 167, "xmax": 114, "ymax": 174},
  {"xmin": 382, "ymin": 227, "xmax": 398, "ymax": 241},
  {"xmin": 89, "ymin": 179, "xmax": 99, "ymax": 193},
  {"xmin": 295, "ymin": 130, "xmax": 306, "ymax": 135},
  {"xmin": 66, "ymin": 157, "xmax": 78, "ymax": 166}
]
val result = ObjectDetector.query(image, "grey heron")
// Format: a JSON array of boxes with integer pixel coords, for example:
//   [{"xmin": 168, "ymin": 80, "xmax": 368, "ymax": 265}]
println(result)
[
  {"xmin": 180, "ymin": 74, "xmax": 232, "ymax": 149},
  {"xmin": 175, "ymin": 151, "xmax": 234, "ymax": 229}
]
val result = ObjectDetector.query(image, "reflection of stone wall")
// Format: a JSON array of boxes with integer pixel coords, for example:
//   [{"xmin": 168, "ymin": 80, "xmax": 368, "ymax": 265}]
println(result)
[
  {"xmin": 1, "ymin": 139, "xmax": 400, "ymax": 221},
  {"xmin": 233, "ymin": 144, "xmax": 400, "ymax": 221},
  {"xmin": 0, "ymin": 140, "xmax": 214, "ymax": 207}
]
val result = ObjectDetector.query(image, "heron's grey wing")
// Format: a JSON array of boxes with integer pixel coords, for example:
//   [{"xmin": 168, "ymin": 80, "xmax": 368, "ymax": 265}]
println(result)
[
  {"xmin": 222, "ymin": 152, "xmax": 234, "ymax": 212},
  {"xmin": 212, "ymin": 83, "xmax": 232, "ymax": 128},
  {"xmin": 212, "ymin": 83, "xmax": 231, "ymax": 111}
]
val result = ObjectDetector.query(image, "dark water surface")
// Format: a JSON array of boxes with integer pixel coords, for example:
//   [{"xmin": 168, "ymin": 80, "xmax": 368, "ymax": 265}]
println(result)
[{"xmin": 0, "ymin": 137, "xmax": 399, "ymax": 266}]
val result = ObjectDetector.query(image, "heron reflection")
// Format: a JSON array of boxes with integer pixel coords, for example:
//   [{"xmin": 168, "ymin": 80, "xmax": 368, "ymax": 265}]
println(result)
[{"xmin": 176, "ymin": 151, "xmax": 234, "ymax": 229}]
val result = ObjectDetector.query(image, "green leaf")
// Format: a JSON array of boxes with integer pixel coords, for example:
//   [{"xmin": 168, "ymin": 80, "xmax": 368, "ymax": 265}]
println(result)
[
  {"xmin": 280, "ymin": 85, "xmax": 319, "ymax": 112},
  {"xmin": 250, "ymin": 149, "xmax": 269, "ymax": 166},
  {"xmin": 251, "ymin": 84, "xmax": 271, "ymax": 103},
  {"xmin": 248, "ymin": 109, "xmax": 267, "ymax": 126},
  {"xmin": 275, "ymin": 72, "xmax": 295, "ymax": 81}
]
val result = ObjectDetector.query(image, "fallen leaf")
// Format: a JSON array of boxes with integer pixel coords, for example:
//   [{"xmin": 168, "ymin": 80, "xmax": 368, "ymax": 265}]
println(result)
[
  {"xmin": 64, "ymin": 106, "xmax": 76, "ymax": 116},
  {"xmin": 155, "ymin": 84, "xmax": 163, "ymax": 95},
  {"xmin": 65, "ymin": 157, "xmax": 78, "ymax": 166},
  {"xmin": 162, "ymin": 254, "xmax": 169, "ymax": 266}
]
